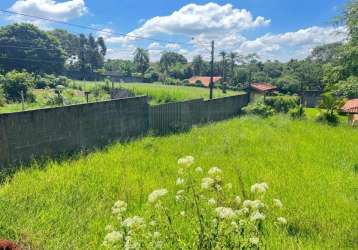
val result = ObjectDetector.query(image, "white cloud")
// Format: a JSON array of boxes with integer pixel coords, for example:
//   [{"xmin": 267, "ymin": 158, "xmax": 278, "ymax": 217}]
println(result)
[
  {"xmin": 165, "ymin": 43, "xmax": 181, "ymax": 50},
  {"xmin": 8, "ymin": 0, "xmax": 87, "ymax": 25},
  {"xmin": 237, "ymin": 26, "xmax": 348, "ymax": 61},
  {"xmin": 119, "ymin": 2, "xmax": 270, "ymax": 43}
]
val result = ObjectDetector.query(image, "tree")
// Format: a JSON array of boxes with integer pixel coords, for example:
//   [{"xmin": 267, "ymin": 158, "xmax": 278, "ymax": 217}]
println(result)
[
  {"xmin": 228, "ymin": 52, "xmax": 238, "ymax": 84},
  {"xmin": 0, "ymin": 23, "xmax": 66, "ymax": 74},
  {"xmin": 49, "ymin": 29, "xmax": 80, "ymax": 58},
  {"xmin": 159, "ymin": 52, "xmax": 187, "ymax": 74},
  {"xmin": 0, "ymin": 70, "xmax": 35, "ymax": 102},
  {"xmin": 219, "ymin": 51, "xmax": 227, "ymax": 82},
  {"xmin": 134, "ymin": 48, "xmax": 150, "ymax": 79},
  {"xmin": 192, "ymin": 55, "xmax": 206, "ymax": 76},
  {"xmin": 309, "ymin": 42, "xmax": 343, "ymax": 63}
]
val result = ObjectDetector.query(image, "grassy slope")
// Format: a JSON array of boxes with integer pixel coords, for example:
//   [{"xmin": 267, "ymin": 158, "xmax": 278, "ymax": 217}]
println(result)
[
  {"xmin": 75, "ymin": 82, "xmax": 237, "ymax": 104},
  {"xmin": 0, "ymin": 115, "xmax": 357, "ymax": 249}
]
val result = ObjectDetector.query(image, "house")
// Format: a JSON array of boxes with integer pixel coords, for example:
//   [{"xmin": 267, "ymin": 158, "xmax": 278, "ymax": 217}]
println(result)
[
  {"xmin": 249, "ymin": 83, "xmax": 277, "ymax": 102},
  {"xmin": 341, "ymin": 99, "xmax": 358, "ymax": 126},
  {"xmin": 188, "ymin": 76, "xmax": 222, "ymax": 87}
]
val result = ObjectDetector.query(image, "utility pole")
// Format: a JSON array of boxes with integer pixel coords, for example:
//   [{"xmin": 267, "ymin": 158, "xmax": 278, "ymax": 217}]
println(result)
[{"xmin": 209, "ymin": 40, "xmax": 214, "ymax": 100}]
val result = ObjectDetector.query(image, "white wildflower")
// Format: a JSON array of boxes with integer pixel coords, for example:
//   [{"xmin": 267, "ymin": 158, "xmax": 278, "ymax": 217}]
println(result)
[
  {"xmin": 112, "ymin": 200, "xmax": 127, "ymax": 215},
  {"xmin": 105, "ymin": 224, "xmax": 114, "ymax": 232},
  {"xmin": 176, "ymin": 178, "xmax": 185, "ymax": 185},
  {"xmin": 273, "ymin": 199, "xmax": 283, "ymax": 209},
  {"xmin": 180, "ymin": 211, "xmax": 186, "ymax": 216},
  {"xmin": 215, "ymin": 184, "xmax": 223, "ymax": 191},
  {"xmin": 103, "ymin": 231, "xmax": 123, "ymax": 245},
  {"xmin": 243, "ymin": 200, "xmax": 253, "ymax": 208},
  {"xmin": 251, "ymin": 200, "xmax": 265, "ymax": 210},
  {"xmin": 201, "ymin": 177, "xmax": 215, "ymax": 189},
  {"xmin": 195, "ymin": 167, "xmax": 203, "ymax": 173},
  {"xmin": 250, "ymin": 183, "xmax": 269, "ymax": 194},
  {"xmin": 236, "ymin": 207, "xmax": 249, "ymax": 216},
  {"xmin": 249, "ymin": 237, "xmax": 259, "ymax": 245},
  {"xmin": 177, "ymin": 190, "xmax": 185, "ymax": 195},
  {"xmin": 225, "ymin": 183, "xmax": 233, "ymax": 190},
  {"xmin": 215, "ymin": 207, "xmax": 236, "ymax": 220},
  {"xmin": 277, "ymin": 217, "xmax": 287, "ymax": 225},
  {"xmin": 231, "ymin": 221, "xmax": 239, "ymax": 231},
  {"xmin": 234, "ymin": 196, "xmax": 241, "ymax": 206},
  {"xmin": 122, "ymin": 216, "xmax": 145, "ymax": 229},
  {"xmin": 177, "ymin": 156, "xmax": 194, "ymax": 167},
  {"xmin": 250, "ymin": 211, "xmax": 266, "ymax": 221},
  {"xmin": 208, "ymin": 167, "xmax": 223, "ymax": 179},
  {"xmin": 148, "ymin": 189, "xmax": 168, "ymax": 203},
  {"xmin": 208, "ymin": 198, "xmax": 217, "ymax": 206},
  {"xmin": 175, "ymin": 195, "xmax": 183, "ymax": 202}
]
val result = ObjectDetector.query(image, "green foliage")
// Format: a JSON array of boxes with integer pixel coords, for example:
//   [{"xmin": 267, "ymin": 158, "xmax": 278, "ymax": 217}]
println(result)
[
  {"xmin": 243, "ymin": 102, "xmax": 275, "ymax": 117},
  {"xmin": 334, "ymin": 76, "xmax": 358, "ymax": 98},
  {"xmin": 195, "ymin": 80, "xmax": 204, "ymax": 87},
  {"xmin": 104, "ymin": 59, "xmax": 135, "ymax": 76},
  {"xmin": 134, "ymin": 48, "xmax": 150, "ymax": 78},
  {"xmin": 0, "ymin": 70, "xmax": 35, "ymax": 102},
  {"xmin": 316, "ymin": 93, "xmax": 344, "ymax": 124},
  {"xmin": 275, "ymin": 74, "xmax": 301, "ymax": 94},
  {"xmin": 0, "ymin": 84, "xmax": 5, "ymax": 107},
  {"xmin": 159, "ymin": 52, "xmax": 188, "ymax": 73},
  {"xmin": 264, "ymin": 96, "xmax": 299, "ymax": 113},
  {"xmin": 289, "ymin": 105, "xmax": 305, "ymax": 119},
  {"xmin": 0, "ymin": 23, "xmax": 66, "ymax": 74}
]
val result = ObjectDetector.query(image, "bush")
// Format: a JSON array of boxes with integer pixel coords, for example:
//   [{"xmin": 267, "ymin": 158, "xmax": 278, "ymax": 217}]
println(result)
[
  {"xmin": 0, "ymin": 87, "xmax": 5, "ymax": 107},
  {"xmin": 315, "ymin": 111, "xmax": 339, "ymax": 125},
  {"xmin": 103, "ymin": 156, "xmax": 287, "ymax": 249},
  {"xmin": 0, "ymin": 70, "xmax": 35, "ymax": 102},
  {"xmin": 289, "ymin": 105, "xmax": 305, "ymax": 119},
  {"xmin": 264, "ymin": 96, "xmax": 299, "ymax": 113},
  {"xmin": 243, "ymin": 102, "xmax": 275, "ymax": 117},
  {"xmin": 195, "ymin": 80, "xmax": 204, "ymax": 87}
]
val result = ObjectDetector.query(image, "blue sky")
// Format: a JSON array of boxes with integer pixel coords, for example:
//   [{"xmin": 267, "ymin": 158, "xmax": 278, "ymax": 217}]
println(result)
[{"xmin": 0, "ymin": 0, "xmax": 349, "ymax": 61}]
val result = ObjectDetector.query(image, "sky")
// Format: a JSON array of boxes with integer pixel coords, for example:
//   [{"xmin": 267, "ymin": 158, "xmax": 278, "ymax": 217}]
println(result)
[{"xmin": 0, "ymin": 0, "xmax": 350, "ymax": 62}]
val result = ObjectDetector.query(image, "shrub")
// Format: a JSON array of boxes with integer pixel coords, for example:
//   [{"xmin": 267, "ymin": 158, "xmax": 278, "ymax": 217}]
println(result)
[
  {"xmin": 289, "ymin": 105, "xmax": 305, "ymax": 119},
  {"xmin": 315, "ymin": 111, "xmax": 339, "ymax": 125},
  {"xmin": 264, "ymin": 96, "xmax": 299, "ymax": 113},
  {"xmin": 103, "ymin": 156, "xmax": 287, "ymax": 249},
  {"xmin": 0, "ymin": 87, "xmax": 5, "ymax": 107},
  {"xmin": 195, "ymin": 80, "xmax": 204, "ymax": 87},
  {"xmin": 0, "ymin": 70, "xmax": 35, "ymax": 102},
  {"xmin": 243, "ymin": 102, "xmax": 275, "ymax": 117}
]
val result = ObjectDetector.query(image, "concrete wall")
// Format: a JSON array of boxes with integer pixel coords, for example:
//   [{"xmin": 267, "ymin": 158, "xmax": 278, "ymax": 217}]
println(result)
[
  {"xmin": 149, "ymin": 94, "xmax": 249, "ymax": 134},
  {"xmin": 0, "ymin": 94, "xmax": 249, "ymax": 167},
  {"xmin": 0, "ymin": 96, "xmax": 149, "ymax": 167}
]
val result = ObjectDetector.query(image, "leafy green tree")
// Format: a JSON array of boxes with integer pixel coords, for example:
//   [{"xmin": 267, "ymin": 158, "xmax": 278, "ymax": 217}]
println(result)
[
  {"xmin": 334, "ymin": 76, "xmax": 358, "ymax": 98},
  {"xmin": 228, "ymin": 52, "xmax": 238, "ymax": 84},
  {"xmin": 134, "ymin": 48, "xmax": 150, "ymax": 79},
  {"xmin": 105, "ymin": 59, "xmax": 135, "ymax": 76},
  {"xmin": 49, "ymin": 29, "xmax": 80, "ymax": 58},
  {"xmin": 0, "ymin": 70, "xmax": 35, "ymax": 102},
  {"xmin": 192, "ymin": 55, "xmax": 206, "ymax": 76},
  {"xmin": 219, "ymin": 51, "xmax": 227, "ymax": 82},
  {"xmin": 309, "ymin": 42, "xmax": 343, "ymax": 63},
  {"xmin": 0, "ymin": 23, "xmax": 66, "ymax": 74},
  {"xmin": 159, "ymin": 52, "xmax": 187, "ymax": 74}
]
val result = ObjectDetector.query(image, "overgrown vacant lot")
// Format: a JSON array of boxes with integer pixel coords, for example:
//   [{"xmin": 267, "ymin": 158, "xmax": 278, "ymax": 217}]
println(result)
[
  {"xmin": 77, "ymin": 82, "xmax": 237, "ymax": 104},
  {"xmin": 0, "ymin": 115, "xmax": 357, "ymax": 249}
]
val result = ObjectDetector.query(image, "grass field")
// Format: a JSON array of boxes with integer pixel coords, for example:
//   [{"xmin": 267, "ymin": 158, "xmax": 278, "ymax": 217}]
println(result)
[
  {"xmin": 74, "ymin": 81, "xmax": 237, "ymax": 104},
  {"xmin": 0, "ymin": 115, "xmax": 357, "ymax": 249},
  {"xmin": 0, "ymin": 82, "xmax": 236, "ymax": 113}
]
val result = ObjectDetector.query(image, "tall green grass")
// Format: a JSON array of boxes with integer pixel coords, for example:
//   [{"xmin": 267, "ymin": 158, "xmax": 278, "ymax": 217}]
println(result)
[
  {"xmin": 75, "ymin": 81, "xmax": 238, "ymax": 104},
  {"xmin": 0, "ymin": 115, "xmax": 357, "ymax": 249}
]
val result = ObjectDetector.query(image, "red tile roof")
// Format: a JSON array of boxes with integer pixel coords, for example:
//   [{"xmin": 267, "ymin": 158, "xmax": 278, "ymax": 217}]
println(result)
[
  {"xmin": 251, "ymin": 83, "xmax": 277, "ymax": 92},
  {"xmin": 188, "ymin": 76, "xmax": 222, "ymax": 87},
  {"xmin": 342, "ymin": 99, "xmax": 358, "ymax": 113}
]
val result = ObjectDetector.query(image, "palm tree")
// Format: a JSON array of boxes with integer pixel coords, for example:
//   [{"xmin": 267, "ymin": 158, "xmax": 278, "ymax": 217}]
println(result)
[
  {"xmin": 229, "ymin": 52, "xmax": 238, "ymax": 84},
  {"xmin": 192, "ymin": 55, "xmax": 205, "ymax": 76},
  {"xmin": 133, "ymin": 48, "xmax": 149, "ymax": 80},
  {"xmin": 219, "ymin": 51, "xmax": 227, "ymax": 82}
]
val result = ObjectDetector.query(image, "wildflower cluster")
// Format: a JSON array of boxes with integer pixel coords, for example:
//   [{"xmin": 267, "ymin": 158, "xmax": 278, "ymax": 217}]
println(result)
[{"xmin": 103, "ymin": 156, "xmax": 287, "ymax": 249}]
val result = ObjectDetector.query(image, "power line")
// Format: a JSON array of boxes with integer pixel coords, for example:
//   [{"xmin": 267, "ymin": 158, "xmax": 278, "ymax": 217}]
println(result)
[{"xmin": 0, "ymin": 9, "xmax": 210, "ymax": 48}]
